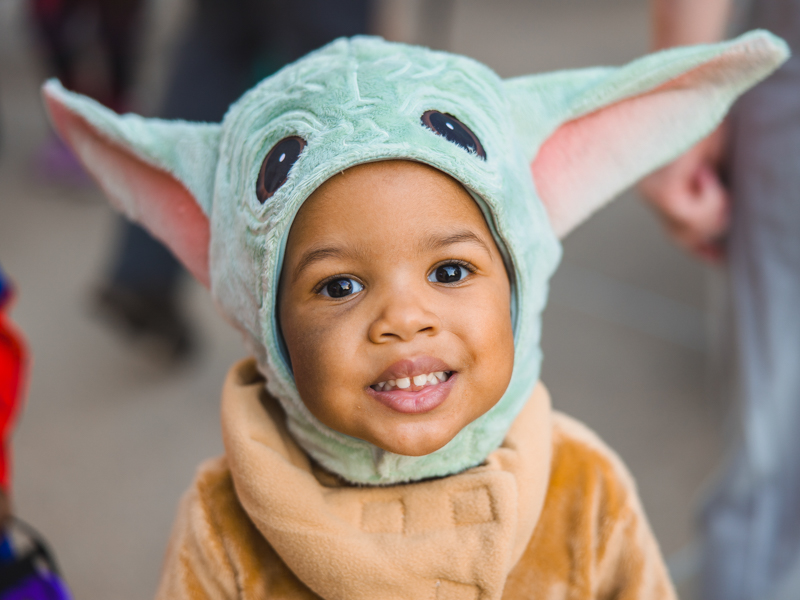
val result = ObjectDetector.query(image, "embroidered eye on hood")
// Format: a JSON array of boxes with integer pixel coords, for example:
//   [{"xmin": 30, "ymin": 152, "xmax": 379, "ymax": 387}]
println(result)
[
  {"xmin": 421, "ymin": 110, "xmax": 486, "ymax": 159},
  {"xmin": 256, "ymin": 136, "xmax": 306, "ymax": 203},
  {"xmin": 42, "ymin": 32, "xmax": 788, "ymax": 485}
]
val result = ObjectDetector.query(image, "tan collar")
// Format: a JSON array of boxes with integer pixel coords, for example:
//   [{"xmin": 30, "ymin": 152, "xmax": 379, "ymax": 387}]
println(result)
[{"xmin": 221, "ymin": 359, "xmax": 552, "ymax": 600}]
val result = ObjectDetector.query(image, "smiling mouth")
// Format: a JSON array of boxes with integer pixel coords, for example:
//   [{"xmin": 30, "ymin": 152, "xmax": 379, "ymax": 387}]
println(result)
[
  {"xmin": 367, "ymin": 357, "xmax": 457, "ymax": 413},
  {"xmin": 371, "ymin": 371, "xmax": 454, "ymax": 392}
]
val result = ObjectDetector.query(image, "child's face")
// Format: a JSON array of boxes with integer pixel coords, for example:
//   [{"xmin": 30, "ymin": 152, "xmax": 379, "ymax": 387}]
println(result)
[{"xmin": 278, "ymin": 161, "xmax": 514, "ymax": 457}]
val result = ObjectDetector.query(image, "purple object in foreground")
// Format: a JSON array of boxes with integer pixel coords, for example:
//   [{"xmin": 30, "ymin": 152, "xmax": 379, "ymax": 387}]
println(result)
[
  {"xmin": 0, "ymin": 520, "xmax": 72, "ymax": 600},
  {"xmin": 0, "ymin": 573, "xmax": 71, "ymax": 600}
]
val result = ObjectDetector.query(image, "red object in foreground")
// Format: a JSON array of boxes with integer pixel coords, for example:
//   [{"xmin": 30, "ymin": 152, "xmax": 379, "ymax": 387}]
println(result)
[{"xmin": 0, "ymin": 282, "xmax": 27, "ymax": 492}]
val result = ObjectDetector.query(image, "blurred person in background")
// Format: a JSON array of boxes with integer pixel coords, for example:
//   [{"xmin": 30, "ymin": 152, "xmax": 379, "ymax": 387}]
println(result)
[
  {"xmin": 30, "ymin": 0, "xmax": 145, "ymax": 182},
  {"xmin": 640, "ymin": 1, "xmax": 800, "ymax": 599},
  {"xmin": 93, "ymin": 0, "xmax": 375, "ymax": 362}
]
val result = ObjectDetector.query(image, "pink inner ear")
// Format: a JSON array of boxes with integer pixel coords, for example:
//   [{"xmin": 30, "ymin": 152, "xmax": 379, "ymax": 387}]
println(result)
[
  {"xmin": 531, "ymin": 97, "xmax": 653, "ymax": 238},
  {"xmin": 531, "ymin": 53, "xmax": 733, "ymax": 238},
  {"xmin": 46, "ymin": 94, "xmax": 211, "ymax": 288}
]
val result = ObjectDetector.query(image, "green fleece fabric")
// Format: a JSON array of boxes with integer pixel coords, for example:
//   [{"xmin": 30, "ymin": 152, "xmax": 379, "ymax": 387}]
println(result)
[{"xmin": 43, "ymin": 32, "xmax": 787, "ymax": 484}]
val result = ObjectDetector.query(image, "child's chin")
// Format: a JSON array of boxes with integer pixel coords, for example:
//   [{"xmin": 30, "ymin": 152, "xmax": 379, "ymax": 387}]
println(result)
[
  {"xmin": 365, "ymin": 424, "xmax": 462, "ymax": 457},
  {"xmin": 384, "ymin": 441, "xmax": 449, "ymax": 457}
]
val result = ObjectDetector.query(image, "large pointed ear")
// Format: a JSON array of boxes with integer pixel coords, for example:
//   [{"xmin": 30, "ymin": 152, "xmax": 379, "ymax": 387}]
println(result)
[
  {"xmin": 505, "ymin": 30, "xmax": 789, "ymax": 238},
  {"xmin": 42, "ymin": 80, "xmax": 222, "ymax": 287}
]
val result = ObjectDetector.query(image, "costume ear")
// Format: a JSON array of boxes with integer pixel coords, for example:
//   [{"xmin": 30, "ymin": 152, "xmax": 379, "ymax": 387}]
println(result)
[
  {"xmin": 42, "ymin": 80, "xmax": 221, "ymax": 287},
  {"xmin": 505, "ymin": 30, "xmax": 789, "ymax": 238}
]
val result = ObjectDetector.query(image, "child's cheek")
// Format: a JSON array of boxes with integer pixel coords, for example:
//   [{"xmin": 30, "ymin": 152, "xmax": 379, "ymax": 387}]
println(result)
[
  {"xmin": 282, "ymin": 305, "xmax": 358, "ymax": 415},
  {"xmin": 458, "ymin": 282, "xmax": 515, "ymax": 401},
  {"xmin": 452, "ymin": 283, "xmax": 512, "ymax": 354},
  {"xmin": 285, "ymin": 317, "xmax": 331, "ymax": 390}
]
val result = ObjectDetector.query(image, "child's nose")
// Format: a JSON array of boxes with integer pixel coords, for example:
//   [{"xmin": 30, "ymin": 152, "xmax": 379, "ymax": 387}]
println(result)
[{"xmin": 367, "ymin": 292, "xmax": 442, "ymax": 344}]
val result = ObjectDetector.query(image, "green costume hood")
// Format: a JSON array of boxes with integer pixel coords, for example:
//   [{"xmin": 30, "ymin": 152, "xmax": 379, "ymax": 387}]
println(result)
[{"xmin": 44, "ymin": 33, "xmax": 787, "ymax": 484}]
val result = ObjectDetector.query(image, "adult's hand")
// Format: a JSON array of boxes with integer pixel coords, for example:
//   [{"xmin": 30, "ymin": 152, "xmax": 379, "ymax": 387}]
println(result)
[{"xmin": 638, "ymin": 125, "xmax": 730, "ymax": 262}]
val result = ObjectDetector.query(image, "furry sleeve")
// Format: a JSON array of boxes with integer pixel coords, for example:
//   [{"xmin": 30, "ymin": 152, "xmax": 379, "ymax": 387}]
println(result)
[
  {"xmin": 155, "ymin": 457, "xmax": 321, "ymax": 600},
  {"xmin": 155, "ymin": 458, "xmax": 242, "ymax": 599},
  {"xmin": 503, "ymin": 412, "xmax": 677, "ymax": 600}
]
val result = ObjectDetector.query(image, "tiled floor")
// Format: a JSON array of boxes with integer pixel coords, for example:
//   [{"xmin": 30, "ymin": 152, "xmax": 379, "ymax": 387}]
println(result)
[{"xmin": 0, "ymin": 0, "xmax": 722, "ymax": 597}]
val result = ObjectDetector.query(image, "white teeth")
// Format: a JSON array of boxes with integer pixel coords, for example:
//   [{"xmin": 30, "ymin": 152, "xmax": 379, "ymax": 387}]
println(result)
[{"xmin": 373, "ymin": 371, "xmax": 452, "ymax": 391}]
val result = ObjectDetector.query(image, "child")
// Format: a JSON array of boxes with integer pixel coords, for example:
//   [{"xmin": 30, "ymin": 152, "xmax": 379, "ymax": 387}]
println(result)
[{"xmin": 42, "ymin": 33, "xmax": 787, "ymax": 599}]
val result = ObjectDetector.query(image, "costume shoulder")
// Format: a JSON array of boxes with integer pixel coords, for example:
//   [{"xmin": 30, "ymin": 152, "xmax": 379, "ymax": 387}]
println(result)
[
  {"xmin": 156, "ymin": 457, "xmax": 320, "ymax": 600},
  {"xmin": 503, "ymin": 412, "xmax": 677, "ymax": 600}
]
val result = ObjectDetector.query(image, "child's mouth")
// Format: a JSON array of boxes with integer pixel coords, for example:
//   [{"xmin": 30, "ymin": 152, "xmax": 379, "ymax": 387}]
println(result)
[
  {"xmin": 366, "ymin": 358, "xmax": 457, "ymax": 414},
  {"xmin": 370, "ymin": 371, "xmax": 453, "ymax": 392}
]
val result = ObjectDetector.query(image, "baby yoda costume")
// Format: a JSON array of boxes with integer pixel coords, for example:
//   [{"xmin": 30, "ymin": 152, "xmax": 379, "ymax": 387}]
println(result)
[
  {"xmin": 156, "ymin": 360, "xmax": 671, "ymax": 599},
  {"xmin": 43, "ymin": 32, "xmax": 786, "ymax": 599}
]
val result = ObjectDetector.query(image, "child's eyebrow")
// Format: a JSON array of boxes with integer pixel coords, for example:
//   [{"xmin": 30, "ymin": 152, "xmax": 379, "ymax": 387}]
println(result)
[
  {"xmin": 293, "ymin": 245, "xmax": 367, "ymax": 281},
  {"xmin": 293, "ymin": 230, "xmax": 492, "ymax": 281},
  {"xmin": 420, "ymin": 230, "xmax": 493, "ymax": 259}
]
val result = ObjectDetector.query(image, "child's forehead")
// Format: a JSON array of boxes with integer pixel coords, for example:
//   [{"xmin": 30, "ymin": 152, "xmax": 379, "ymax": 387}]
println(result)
[
  {"xmin": 284, "ymin": 162, "xmax": 500, "ymax": 278},
  {"xmin": 296, "ymin": 161, "xmax": 485, "ymax": 230}
]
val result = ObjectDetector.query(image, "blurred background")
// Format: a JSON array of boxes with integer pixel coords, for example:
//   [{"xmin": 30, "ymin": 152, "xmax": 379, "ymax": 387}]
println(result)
[{"xmin": 0, "ymin": 0, "xmax": 723, "ymax": 597}]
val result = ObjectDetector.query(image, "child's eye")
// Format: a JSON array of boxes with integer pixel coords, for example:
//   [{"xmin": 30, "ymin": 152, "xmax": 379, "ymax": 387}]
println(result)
[
  {"xmin": 319, "ymin": 277, "xmax": 364, "ymax": 298},
  {"xmin": 427, "ymin": 262, "xmax": 472, "ymax": 284}
]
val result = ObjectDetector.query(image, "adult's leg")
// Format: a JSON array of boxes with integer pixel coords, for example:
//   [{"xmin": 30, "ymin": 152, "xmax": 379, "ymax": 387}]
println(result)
[
  {"xmin": 700, "ymin": 63, "xmax": 800, "ymax": 600},
  {"xmin": 95, "ymin": 0, "xmax": 145, "ymax": 111},
  {"xmin": 29, "ymin": 0, "xmax": 81, "ymax": 90},
  {"xmin": 98, "ymin": 221, "xmax": 191, "ymax": 360}
]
